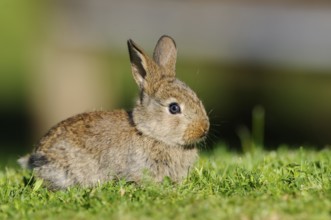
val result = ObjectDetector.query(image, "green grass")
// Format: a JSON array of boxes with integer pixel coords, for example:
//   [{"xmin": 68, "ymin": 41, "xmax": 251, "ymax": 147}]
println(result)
[{"xmin": 0, "ymin": 146, "xmax": 330, "ymax": 220}]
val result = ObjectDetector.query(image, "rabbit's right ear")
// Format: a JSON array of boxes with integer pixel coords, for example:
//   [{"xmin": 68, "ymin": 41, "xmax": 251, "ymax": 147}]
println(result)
[
  {"xmin": 153, "ymin": 35, "xmax": 177, "ymax": 76},
  {"xmin": 127, "ymin": 39, "xmax": 149, "ymax": 89}
]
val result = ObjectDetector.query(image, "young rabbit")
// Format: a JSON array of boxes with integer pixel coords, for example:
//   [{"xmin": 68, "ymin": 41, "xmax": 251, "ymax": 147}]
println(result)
[{"xmin": 18, "ymin": 35, "xmax": 209, "ymax": 190}]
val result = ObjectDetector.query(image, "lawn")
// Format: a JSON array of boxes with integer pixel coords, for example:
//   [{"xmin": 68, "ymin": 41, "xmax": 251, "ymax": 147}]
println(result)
[{"xmin": 0, "ymin": 146, "xmax": 330, "ymax": 220}]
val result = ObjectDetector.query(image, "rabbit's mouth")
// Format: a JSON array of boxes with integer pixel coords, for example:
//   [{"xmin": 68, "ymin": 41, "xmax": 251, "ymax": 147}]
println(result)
[{"xmin": 183, "ymin": 135, "xmax": 208, "ymax": 149}]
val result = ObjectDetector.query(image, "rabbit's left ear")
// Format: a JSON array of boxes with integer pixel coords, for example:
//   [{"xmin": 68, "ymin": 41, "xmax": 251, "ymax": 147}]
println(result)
[
  {"xmin": 127, "ymin": 39, "xmax": 150, "ymax": 89},
  {"xmin": 153, "ymin": 35, "xmax": 177, "ymax": 76}
]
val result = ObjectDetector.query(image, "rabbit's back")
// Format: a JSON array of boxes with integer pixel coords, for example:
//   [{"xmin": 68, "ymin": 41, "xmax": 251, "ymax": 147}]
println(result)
[{"xmin": 36, "ymin": 110, "xmax": 137, "ymax": 153}]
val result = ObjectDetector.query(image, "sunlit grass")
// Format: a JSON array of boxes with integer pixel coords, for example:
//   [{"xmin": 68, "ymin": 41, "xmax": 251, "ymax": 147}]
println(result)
[{"xmin": 0, "ymin": 146, "xmax": 330, "ymax": 220}]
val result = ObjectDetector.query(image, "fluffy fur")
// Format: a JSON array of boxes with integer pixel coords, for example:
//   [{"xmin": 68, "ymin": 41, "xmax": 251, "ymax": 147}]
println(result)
[{"xmin": 18, "ymin": 35, "xmax": 209, "ymax": 190}]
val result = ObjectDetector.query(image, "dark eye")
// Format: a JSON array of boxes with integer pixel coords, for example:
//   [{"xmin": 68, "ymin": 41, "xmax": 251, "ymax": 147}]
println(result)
[{"xmin": 169, "ymin": 102, "xmax": 181, "ymax": 114}]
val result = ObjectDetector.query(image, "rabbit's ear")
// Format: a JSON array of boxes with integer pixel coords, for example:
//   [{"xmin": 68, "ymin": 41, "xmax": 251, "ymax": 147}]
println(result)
[
  {"xmin": 153, "ymin": 35, "xmax": 177, "ymax": 76},
  {"xmin": 127, "ymin": 39, "xmax": 150, "ymax": 89}
]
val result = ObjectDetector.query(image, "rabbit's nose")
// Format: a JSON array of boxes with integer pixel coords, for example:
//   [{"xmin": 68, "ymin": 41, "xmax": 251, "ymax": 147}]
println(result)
[
  {"xmin": 183, "ymin": 120, "xmax": 209, "ymax": 143},
  {"xmin": 200, "ymin": 129, "xmax": 209, "ymax": 138},
  {"xmin": 200, "ymin": 121, "xmax": 209, "ymax": 138}
]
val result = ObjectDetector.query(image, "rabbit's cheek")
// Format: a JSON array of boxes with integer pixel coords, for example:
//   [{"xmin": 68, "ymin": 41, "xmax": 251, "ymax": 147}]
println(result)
[{"xmin": 169, "ymin": 118, "xmax": 180, "ymax": 128}]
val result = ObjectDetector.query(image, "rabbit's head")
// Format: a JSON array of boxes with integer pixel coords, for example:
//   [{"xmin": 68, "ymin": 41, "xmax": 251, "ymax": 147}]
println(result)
[{"xmin": 128, "ymin": 35, "xmax": 209, "ymax": 147}]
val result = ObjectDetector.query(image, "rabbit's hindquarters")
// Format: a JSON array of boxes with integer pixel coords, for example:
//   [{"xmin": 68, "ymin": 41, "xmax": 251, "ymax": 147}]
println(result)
[{"xmin": 29, "ymin": 141, "xmax": 107, "ymax": 189}]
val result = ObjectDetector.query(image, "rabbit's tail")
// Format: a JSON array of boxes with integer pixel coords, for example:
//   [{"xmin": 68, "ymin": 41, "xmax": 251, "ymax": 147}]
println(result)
[
  {"xmin": 18, "ymin": 153, "xmax": 49, "ymax": 169},
  {"xmin": 18, "ymin": 154, "xmax": 31, "ymax": 169}
]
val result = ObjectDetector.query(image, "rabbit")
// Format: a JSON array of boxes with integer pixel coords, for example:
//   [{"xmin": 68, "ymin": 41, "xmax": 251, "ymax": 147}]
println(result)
[{"xmin": 18, "ymin": 35, "xmax": 210, "ymax": 190}]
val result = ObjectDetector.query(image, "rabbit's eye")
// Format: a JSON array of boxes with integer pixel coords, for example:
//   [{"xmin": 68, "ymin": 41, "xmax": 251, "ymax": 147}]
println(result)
[{"xmin": 169, "ymin": 102, "xmax": 181, "ymax": 114}]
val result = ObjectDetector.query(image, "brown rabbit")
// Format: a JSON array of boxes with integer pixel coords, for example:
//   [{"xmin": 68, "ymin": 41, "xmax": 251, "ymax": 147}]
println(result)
[{"xmin": 18, "ymin": 35, "xmax": 209, "ymax": 189}]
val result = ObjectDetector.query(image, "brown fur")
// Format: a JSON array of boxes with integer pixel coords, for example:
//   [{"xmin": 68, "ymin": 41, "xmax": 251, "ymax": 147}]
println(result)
[{"xmin": 18, "ymin": 35, "xmax": 209, "ymax": 189}]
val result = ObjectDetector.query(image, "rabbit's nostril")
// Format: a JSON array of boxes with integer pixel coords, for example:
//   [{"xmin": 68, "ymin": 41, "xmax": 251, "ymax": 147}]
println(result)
[
  {"xmin": 200, "ymin": 129, "xmax": 208, "ymax": 138},
  {"xmin": 203, "ymin": 130, "xmax": 208, "ymax": 136}
]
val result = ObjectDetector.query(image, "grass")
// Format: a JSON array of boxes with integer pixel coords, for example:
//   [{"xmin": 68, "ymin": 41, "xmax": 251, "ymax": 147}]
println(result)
[{"xmin": 0, "ymin": 146, "xmax": 330, "ymax": 220}]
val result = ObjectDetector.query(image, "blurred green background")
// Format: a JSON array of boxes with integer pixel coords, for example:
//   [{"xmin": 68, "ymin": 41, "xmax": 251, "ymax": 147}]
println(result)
[{"xmin": 1, "ymin": 0, "xmax": 331, "ymax": 161}]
